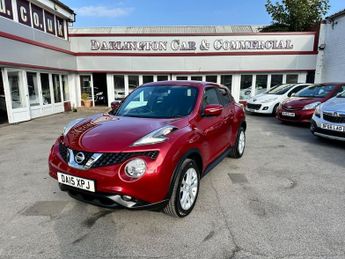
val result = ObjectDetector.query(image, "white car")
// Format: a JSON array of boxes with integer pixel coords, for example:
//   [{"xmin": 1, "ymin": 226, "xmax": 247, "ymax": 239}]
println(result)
[{"xmin": 245, "ymin": 83, "xmax": 312, "ymax": 115}]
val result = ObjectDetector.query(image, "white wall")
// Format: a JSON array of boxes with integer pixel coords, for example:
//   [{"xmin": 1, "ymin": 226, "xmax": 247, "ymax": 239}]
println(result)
[{"xmin": 316, "ymin": 15, "xmax": 345, "ymax": 82}]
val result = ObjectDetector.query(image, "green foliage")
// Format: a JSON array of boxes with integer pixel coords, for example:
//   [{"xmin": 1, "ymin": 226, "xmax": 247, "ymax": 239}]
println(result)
[
  {"xmin": 81, "ymin": 93, "xmax": 89, "ymax": 101},
  {"xmin": 264, "ymin": 0, "xmax": 330, "ymax": 31}
]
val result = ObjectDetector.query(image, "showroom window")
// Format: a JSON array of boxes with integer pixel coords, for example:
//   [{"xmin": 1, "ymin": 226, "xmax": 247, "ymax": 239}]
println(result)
[
  {"xmin": 128, "ymin": 75, "xmax": 139, "ymax": 93},
  {"xmin": 271, "ymin": 74, "xmax": 283, "ymax": 88},
  {"xmin": 240, "ymin": 75, "xmax": 253, "ymax": 100},
  {"xmin": 221, "ymin": 75, "xmax": 232, "ymax": 92},
  {"xmin": 286, "ymin": 74, "xmax": 298, "ymax": 84},
  {"xmin": 176, "ymin": 76, "xmax": 188, "ymax": 80},
  {"xmin": 52, "ymin": 74, "xmax": 62, "ymax": 103},
  {"xmin": 206, "ymin": 75, "xmax": 217, "ymax": 83},
  {"xmin": 114, "ymin": 75, "xmax": 125, "ymax": 100},
  {"xmin": 157, "ymin": 75, "xmax": 169, "ymax": 81},
  {"xmin": 255, "ymin": 75, "xmax": 268, "ymax": 96},
  {"xmin": 62, "ymin": 75, "xmax": 69, "ymax": 101},
  {"xmin": 143, "ymin": 75, "xmax": 154, "ymax": 84},
  {"xmin": 26, "ymin": 72, "xmax": 40, "ymax": 106},
  {"xmin": 41, "ymin": 73, "xmax": 51, "ymax": 105},
  {"xmin": 191, "ymin": 76, "xmax": 202, "ymax": 81}
]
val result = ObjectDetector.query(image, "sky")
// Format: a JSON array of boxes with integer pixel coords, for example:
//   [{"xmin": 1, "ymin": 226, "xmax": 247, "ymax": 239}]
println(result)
[{"xmin": 63, "ymin": 0, "xmax": 345, "ymax": 28}]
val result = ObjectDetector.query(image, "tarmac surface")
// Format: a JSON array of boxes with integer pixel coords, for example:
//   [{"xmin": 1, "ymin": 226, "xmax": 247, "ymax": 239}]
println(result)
[{"xmin": 0, "ymin": 109, "xmax": 344, "ymax": 259}]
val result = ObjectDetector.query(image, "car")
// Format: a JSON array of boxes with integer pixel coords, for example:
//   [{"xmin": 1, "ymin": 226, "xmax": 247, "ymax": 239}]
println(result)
[
  {"xmin": 277, "ymin": 83, "xmax": 345, "ymax": 123},
  {"xmin": 310, "ymin": 89, "xmax": 345, "ymax": 141},
  {"xmin": 245, "ymin": 83, "xmax": 311, "ymax": 115},
  {"xmin": 48, "ymin": 81, "xmax": 247, "ymax": 217}
]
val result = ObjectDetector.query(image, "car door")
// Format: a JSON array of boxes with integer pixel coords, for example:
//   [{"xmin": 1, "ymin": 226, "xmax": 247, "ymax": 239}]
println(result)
[
  {"xmin": 198, "ymin": 87, "xmax": 227, "ymax": 165},
  {"xmin": 217, "ymin": 87, "xmax": 235, "ymax": 146}
]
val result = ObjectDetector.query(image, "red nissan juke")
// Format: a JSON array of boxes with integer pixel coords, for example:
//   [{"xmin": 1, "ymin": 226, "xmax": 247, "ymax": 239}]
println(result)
[{"xmin": 48, "ymin": 81, "xmax": 246, "ymax": 217}]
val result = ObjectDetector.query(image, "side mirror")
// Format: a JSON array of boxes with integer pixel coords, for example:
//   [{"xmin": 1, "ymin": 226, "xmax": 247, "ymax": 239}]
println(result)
[
  {"xmin": 204, "ymin": 104, "xmax": 223, "ymax": 116},
  {"xmin": 109, "ymin": 101, "xmax": 121, "ymax": 115}
]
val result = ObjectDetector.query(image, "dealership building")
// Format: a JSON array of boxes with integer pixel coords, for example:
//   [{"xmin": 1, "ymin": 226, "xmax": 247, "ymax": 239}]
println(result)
[{"xmin": 0, "ymin": 0, "xmax": 342, "ymax": 124}]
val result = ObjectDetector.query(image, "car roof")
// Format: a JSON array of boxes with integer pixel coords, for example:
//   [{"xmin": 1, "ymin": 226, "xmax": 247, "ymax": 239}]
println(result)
[{"xmin": 142, "ymin": 80, "xmax": 221, "ymax": 89}]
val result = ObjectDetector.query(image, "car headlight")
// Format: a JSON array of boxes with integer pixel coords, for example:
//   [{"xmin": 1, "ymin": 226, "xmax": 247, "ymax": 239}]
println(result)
[
  {"xmin": 62, "ymin": 118, "xmax": 84, "ymax": 136},
  {"xmin": 314, "ymin": 105, "xmax": 321, "ymax": 117},
  {"xmin": 125, "ymin": 158, "xmax": 147, "ymax": 178},
  {"xmin": 261, "ymin": 97, "xmax": 278, "ymax": 103},
  {"xmin": 132, "ymin": 126, "xmax": 177, "ymax": 146},
  {"xmin": 303, "ymin": 102, "xmax": 321, "ymax": 110}
]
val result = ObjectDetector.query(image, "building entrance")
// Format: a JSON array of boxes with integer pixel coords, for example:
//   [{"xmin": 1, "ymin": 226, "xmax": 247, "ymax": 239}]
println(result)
[{"xmin": 93, "ymin": 73, "xmax": 108, "ymax": 106}]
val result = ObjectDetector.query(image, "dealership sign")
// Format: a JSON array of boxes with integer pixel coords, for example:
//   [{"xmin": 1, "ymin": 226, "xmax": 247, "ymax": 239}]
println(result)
[
  {"xmin": 91, "ymin": 39, "xmax": 294, "ymax": 52},
  {"xmin": 0, "ymin": 0, "xmax": 65, "ymax": 38}
]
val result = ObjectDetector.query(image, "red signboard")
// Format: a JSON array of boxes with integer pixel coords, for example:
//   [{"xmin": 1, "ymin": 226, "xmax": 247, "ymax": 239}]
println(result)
[
  {"xmin": 17, "ymin": 0, "xmax": 31, "ymax": 26},
  {"xmin": 0, "ymin": 0, "xmax": 13, "ymax": 19},
  {"xmin": 31, "ymin": 3, "xmax": 44, "ymax": 31}
]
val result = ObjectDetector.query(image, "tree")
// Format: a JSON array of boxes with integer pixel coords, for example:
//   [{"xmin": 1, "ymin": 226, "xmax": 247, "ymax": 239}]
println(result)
[{"xmin": 263, "ymin": 0, "xmax": 330, "ymax": 32}]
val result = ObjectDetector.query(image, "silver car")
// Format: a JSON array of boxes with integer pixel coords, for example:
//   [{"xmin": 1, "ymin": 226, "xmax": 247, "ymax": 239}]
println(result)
[{"xmin": 310, "ymin": 90, "xmax": 345, "ymax": 141}]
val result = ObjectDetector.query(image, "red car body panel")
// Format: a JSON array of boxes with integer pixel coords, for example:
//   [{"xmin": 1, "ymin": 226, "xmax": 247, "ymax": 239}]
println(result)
[
  {"xmin": 48, "ymin": 81, "xmax": 245, "ymax": 208},
  {"xmin": 277, "ymin": 83, "xmax": 344, "ymax": 123}
]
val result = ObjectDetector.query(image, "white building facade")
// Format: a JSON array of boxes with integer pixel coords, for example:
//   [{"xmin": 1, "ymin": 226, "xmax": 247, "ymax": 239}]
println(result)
[
  {"xmin": 315, "ymin": 9, "xmax": 345, "ymax": 83},
  {"xmin": 0, "ymin": 0, "xmax": 319, "ymax": 124}
]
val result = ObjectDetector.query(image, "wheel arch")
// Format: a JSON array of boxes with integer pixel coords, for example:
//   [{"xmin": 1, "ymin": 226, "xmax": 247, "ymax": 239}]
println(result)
[{"xmin": 165, "ymin": 148, "xmax": 203, "ymax": 200}]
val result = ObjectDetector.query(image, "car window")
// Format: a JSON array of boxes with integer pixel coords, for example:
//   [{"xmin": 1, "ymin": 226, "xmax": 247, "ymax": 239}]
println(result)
[
  {"xmin": 203, "ymin": 88, "xmax": 221, "ymax": 107},
  {"xmin": 336, "ymin": 85, "xmax": 345, "ymax": 95},
  {"xmin": 117, "ymin": 85, "xmax": 198, "ymax": 118},
  {"xmin": 217, "ymin": 88, "xmax": 231, "ymax": 106},
  {"xmin": 267, "ymin": 84, "xmax": 294, "ymax": 95},
  {"xmin": 288, "ymin": 85, "xmax": 308, "ymax": 97},
  {"xmin": 296, "ymin": 84, "xmax": 336, "ymax": 98}
]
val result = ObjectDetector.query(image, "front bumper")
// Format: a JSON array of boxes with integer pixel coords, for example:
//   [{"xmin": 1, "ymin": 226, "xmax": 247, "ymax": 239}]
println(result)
[
  {"xmin": 48, "ymin": 141, "xmax": 172, "ymax": 208},
  {"xmin": 276, "ymin": 108, "xmax": 314, "ymax": 123},
  {"xmin": 245, "ymin": 102, "xmax": 276, "ymax": 114},
  {"xmin": 310, "ymin": 116, "xmax": 345, "ymax": 141}
]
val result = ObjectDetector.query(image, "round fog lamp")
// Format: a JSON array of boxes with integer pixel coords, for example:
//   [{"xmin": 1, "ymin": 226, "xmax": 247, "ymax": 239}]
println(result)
[{"xmin": 125, "ymin": 158, "xmax": 147, "ymax": 178}]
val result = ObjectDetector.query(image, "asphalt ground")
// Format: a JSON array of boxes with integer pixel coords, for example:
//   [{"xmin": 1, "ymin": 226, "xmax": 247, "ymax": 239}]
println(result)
[{"xmin": 0, "ymin": 109, "xmax": 344, "ymax": 259}]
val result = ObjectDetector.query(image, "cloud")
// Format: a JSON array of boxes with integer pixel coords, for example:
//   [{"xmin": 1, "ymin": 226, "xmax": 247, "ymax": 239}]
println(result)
[{"xmin": 75, "ymin": 6, "xmax": 133, "ymax": 18}]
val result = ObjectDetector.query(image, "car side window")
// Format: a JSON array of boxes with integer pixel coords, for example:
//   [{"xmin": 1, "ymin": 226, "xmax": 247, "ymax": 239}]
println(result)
[
  {"xmin": 217, "ymin": 88, "xmax": 231, "ymax": 106},
  {"xmin": 336, "ymin": 85, "xmax": 345, "ymax": 95},
  {"xmin": 288, "ymin": 85, "xmax": 306, "ymax": 97},
  {"xmin": 203, "ymin": 88, "xmax": 221, "ymax": 109}
]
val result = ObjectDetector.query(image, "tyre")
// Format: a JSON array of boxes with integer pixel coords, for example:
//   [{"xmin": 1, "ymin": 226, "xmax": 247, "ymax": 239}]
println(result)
[
  {"xmin": 272, "ymin": 104, "xmax": 279, "ymax": 116},
  {"xmin": 163, "ymin": 159, "xmax": 200, "ymax": 217},
  {"xmin": 228, "ymin": 127, "xmax": 246, "ymax": 158}
]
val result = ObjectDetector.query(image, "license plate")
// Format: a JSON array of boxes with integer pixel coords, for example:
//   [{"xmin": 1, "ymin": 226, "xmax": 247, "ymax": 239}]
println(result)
[
  {"xmin": 246, "ymin": 108, "xmax": 254, "ymax": 112},
  {"xmin": 282, "ymin": 112, "xmax": 295, "ymax": 117},
  {"xmin": 321, "ymin": 123, "xmax": 345, "ymax": 132},
  {"xmin": 57, "ymin": 172, "xmax": 95, "ymax": 192}
]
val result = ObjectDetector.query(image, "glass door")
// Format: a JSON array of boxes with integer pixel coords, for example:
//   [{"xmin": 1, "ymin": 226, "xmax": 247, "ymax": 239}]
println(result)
[
  {"xmin": 3, "ymin": 69, "xmax": 30, "ymax": 123},
  {"xmin": 80, "ymin": 75, "xmax": 94, "ymax": 107}
]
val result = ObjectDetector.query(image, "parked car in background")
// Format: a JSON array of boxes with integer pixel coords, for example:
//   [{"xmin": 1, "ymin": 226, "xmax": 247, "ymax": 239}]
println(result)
[
  {"xmin": 49, "ymin": 81, "xmax": 247, "ymax": 217},
  {"xmin": 310, "ymin": 89, "xmax": 345, "ymax": 141},
  {"xmin": 245, "ymin": 83, "xmax": 311, "ymax": 115},
  {"xmin": 277, "ymin": 83, "xmax": 345, "ymax": 124}
]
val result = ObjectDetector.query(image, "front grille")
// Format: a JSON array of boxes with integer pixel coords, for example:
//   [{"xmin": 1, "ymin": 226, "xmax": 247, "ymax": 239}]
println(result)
[
  {"xmin": 247, "ymin": 103, "xmax": 262, "ymax": 110},
  {"xmin": 315, "ymin": 127, "xmax": 345, "ymax": 138},
  {"xmin": 59, "ymin": 143, "xmax": 159, "ymax": 168},
  {"xmin": 282, "ymin": 105, "xmax": 302, "ymax": 111},
  {"xmin": 323, "ymin": 112, "xmax": 345, "ymax": 123},
  {"xmin": 59, "ymin": 143, "xmax": 68, "ymax": 162}
]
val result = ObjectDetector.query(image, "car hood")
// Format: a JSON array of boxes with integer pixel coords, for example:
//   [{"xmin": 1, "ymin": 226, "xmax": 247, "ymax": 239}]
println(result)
[
  {"xmin": 282, "ymin": 97, "xmax": 324, "ymax": 109},
  {"xmin": 321, "ymin": 97, "xmax": 345, "ymax": 112},
  {"xmin": 64, "ymin": 114, "xmax": 185, "ymax": 152}
]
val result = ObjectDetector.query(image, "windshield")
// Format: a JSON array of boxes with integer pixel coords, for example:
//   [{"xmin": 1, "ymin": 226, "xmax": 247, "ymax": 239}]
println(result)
[
  {"xmin": 117, "ymin": 85, "xmax": 198, "ymax": 118},
  {"xmin": 267, "ymin": 84, "xmax": 294, "ymax": 95},
  {"xmin": 296, "ymin": 84, "xmax": 336, "ymax": 98}
]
